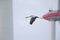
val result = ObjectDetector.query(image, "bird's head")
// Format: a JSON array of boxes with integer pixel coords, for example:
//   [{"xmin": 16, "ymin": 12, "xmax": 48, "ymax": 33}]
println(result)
[{"xmin": 35, "ymin": 16, "xmax": 39, "ymax": 18}]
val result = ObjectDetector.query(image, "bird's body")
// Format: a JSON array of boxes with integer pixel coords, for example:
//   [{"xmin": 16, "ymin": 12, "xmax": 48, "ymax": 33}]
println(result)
[{"xmin": 30, "ymin": 17, "xmax": 37, "ymax": 25}]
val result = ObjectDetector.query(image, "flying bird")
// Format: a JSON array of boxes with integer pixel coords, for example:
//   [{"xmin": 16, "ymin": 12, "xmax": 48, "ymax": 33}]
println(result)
[{"xmin": 26, "ymin": 15, "xmax": 39, "ymax": 25}]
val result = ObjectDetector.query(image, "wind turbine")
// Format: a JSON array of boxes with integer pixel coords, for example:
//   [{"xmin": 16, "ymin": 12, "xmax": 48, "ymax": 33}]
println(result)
[
  {"xmin": 26, "ymin": 0, "xmax": 60, "ymax": 40},
  {"xmin": 42, "ymin": 0, "xmax": 60, "ymax": 40}
]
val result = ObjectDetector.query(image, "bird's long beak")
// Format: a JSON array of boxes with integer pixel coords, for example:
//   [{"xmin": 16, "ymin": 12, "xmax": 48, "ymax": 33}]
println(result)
[{"xmin": 39, "ymin": 17, "xmax": 43, "ymax": 19}]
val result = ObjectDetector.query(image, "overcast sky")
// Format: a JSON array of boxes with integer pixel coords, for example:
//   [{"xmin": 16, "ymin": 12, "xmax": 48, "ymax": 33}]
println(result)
[{"xmin": 13, "ymin": 0, "xmax": 60, "ymax": 40}]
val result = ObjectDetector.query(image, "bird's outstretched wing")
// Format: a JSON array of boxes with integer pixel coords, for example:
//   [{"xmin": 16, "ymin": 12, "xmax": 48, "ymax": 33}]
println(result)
[
  {"xmin": 25, "ymin": 15, "xmax": 36, "ymax": 18},
  {"xmin": 25, "ymin": 16, "xmax": 32, "ymax": 18}
]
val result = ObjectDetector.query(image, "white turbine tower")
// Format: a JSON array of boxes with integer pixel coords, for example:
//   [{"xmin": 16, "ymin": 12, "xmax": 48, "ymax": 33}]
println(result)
[
  {"xmin": 49, "ymin": 21, "xmax": 56, "ymax": 40},
  {"xmin": 0, "ymin": 0, "xmax": 13, "ymax": 40}
]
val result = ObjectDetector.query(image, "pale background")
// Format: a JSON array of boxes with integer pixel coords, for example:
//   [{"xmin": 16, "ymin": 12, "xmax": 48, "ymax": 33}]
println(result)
[{"xmin": 13, "ymin": 0, "xmax": 60, "ymax": 40}]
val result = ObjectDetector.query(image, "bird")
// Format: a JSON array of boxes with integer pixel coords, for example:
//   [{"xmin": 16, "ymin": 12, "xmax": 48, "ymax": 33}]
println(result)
[{"xmin": 26, "ymin": 15, "xmax": 39, "ymax": 25}]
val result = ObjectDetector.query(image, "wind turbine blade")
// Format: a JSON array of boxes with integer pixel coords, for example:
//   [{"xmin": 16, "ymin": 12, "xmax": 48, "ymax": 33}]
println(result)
[{"xmin": 49, "ymin": 8, "xmax": 53, "ymax": 12}]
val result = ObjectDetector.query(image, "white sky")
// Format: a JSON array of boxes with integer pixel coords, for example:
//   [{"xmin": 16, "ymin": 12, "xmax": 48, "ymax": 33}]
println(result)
[{"xmin": 13, "ymin": 0, "xmax": 60, "ymax": 40}]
